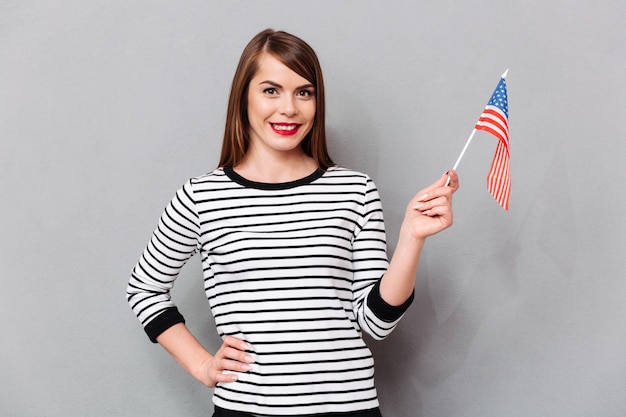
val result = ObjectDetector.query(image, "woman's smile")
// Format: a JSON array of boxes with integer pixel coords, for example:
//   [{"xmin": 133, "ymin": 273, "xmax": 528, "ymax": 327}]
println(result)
[{"xmin": 270, "ymin": 122, "xmax": 301, "ymax": 135}]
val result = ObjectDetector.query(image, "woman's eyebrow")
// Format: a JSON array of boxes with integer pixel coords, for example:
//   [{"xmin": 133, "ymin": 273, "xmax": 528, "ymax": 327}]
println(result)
[
  {"xmin": 259, "ymin": 80, "xmax": 282, "ymax": 88},
  {"xmin": 258, "ymin": 80, "xmax": 314, "ymax": 90}
]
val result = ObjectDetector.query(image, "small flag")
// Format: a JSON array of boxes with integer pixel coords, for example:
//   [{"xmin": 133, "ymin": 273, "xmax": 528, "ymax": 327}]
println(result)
[{"xmin": 475, "ymin": 71, "xmax": 510, "ymax": 210}]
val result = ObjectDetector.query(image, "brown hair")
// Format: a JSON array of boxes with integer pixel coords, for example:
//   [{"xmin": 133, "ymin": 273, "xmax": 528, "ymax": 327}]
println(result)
[{"xmin": 218, "ymin": 29, "xmax": 334, "ymax": 170}]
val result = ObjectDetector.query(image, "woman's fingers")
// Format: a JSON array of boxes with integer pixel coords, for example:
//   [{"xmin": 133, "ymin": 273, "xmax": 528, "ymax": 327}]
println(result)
[
  {"xmin": 212, "ymin": 368, "xmax": 238, "ymax": 383},
  {"xmin": 412, "ymin": 187, "xmax": 452, "ymax": 212},
  {"xmin": 223, "ymin": 346, "xmax": 254, "ymax": 368},
  {"xmin": 207, "ymin": 336, "xmax": 255, "ymax": 384},
  {"xmin": 446, "ymin": 169, "xmax": 460, "ymax": 192},
  {"xmin": 222, "ymin": 336, "xmax": 254, "ymax": 366},
  {"xmin": 223, "ymin": 336, "xmax": 251, "ymax": 353},
  {"xmin": 413, "ymin": 170, "xmax": 458, "ymax": 209},
  {"xmin": 415, "ymin": 196, "xmax": 449, "ymax": 216},
  {"xmin": 198, "ymin": 337, "xmax": 256, "ymax": 387},
  {"xmin": 221, "ymin": 358, "xmax": 253, "ymax": 373}
]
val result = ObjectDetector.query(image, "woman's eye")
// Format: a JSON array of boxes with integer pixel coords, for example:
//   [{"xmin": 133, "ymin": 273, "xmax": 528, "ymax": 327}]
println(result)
[
  {"xmin": 298, "ymin": 90, "xmax": 313, "ymax": 97},
  {"xmin": 263, "ymin": 88, "xmax": 277, "ymax": 95}
]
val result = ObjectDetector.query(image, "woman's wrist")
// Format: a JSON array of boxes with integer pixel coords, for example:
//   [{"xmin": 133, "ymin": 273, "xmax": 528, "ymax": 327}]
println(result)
[
  {"xmin": 398, "ymin": 219, "xmax": 427, "ymax": 248},
  {"xmin": 190, "ymin": 352, "xmax": 214, "ymax": 386}
]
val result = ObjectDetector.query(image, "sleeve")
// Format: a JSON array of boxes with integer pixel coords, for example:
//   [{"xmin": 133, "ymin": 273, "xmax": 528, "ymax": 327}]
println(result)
[
  {"xmin": 351, "ymin": 175, "xmax": 414, "ymax": 340},
  {"xmin": 126, "ymin": 179, "xmax": 200, "ymax": 343}
]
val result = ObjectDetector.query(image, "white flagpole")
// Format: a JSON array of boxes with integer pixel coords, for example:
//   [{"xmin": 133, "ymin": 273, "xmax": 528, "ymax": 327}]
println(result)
[
  {"xmin": 445, "ymin": 129, "xmax": 476, "ymax": 186},
  {"xmin": 445, "ymin": 68, "xmax": 508, "ymax": 186},
  {"xmin": 451, "ymin": 129, "xmax": 477, "ymax": 171}
]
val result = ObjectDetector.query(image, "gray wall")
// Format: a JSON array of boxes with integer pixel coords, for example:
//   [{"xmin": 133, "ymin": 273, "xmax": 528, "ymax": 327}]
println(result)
[{"xmin": 2, "ymin": 1, "xmax": 625, "ymax": 416}]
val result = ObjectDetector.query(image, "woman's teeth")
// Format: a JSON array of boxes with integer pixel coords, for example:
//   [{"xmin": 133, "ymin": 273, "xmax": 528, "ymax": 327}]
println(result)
[{"xmin": 272, "ymin": 124, "xmax": 297, "ymax": 131}]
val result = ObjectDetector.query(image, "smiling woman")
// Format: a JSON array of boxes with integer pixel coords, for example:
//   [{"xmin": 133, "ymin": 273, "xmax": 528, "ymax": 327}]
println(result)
[{"xmin": 127, "ymin": 28, "xmax": 458, "ymax": 417}]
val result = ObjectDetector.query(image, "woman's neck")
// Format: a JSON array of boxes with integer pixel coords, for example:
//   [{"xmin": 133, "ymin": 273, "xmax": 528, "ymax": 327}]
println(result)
[{"xmin": 233, "ymin": 151, "xmax": 318, "ymax": 183}]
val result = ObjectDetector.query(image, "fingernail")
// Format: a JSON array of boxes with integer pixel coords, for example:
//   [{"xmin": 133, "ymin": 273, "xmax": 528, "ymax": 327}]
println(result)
[
  {"xmin": 245, "ymin": 355, "xmax": 255, "ymax": 363},
  {"xmin": 417, "ymin": 194, "xmax": 428, "ymax": 202},
  {"xmin": 242, "ymin": 364, "xmax": 252, "ymax": 371},
  {"xmin": 413, "ymin": 203, "xmax": 425, "ymax": 210}
]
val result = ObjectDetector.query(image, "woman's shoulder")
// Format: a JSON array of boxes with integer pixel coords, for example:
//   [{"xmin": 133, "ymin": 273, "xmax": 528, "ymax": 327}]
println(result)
[
  {"xmin": 170, "ymin": 168, "xmax": 231, "ymax": 197},
  {"xmin": 187, "ymin": 167, "xmax": 228, "ymax": 185},
  {"xmin": 324, "ymin": 165, "xmax": 376, "ymax": 185},
  {"xmin": 325, "ymin": 165, "xmax": 370, "ymax": 178}
]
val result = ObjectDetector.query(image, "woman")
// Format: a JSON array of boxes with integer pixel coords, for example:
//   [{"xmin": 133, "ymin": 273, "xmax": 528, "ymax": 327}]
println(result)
[{"xmin": 127, "ymin": 29, "xmax": 459, "ymax": 417}]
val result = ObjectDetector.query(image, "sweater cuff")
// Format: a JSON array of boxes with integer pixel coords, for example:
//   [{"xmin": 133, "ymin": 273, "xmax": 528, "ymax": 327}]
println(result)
[
  {"xmin": 144, "ymin": 307, "xmax": 185, "ymax": 343},
  {"xmin": 367, "ymin": 280, "xmax": 414, "ymax": 322}
]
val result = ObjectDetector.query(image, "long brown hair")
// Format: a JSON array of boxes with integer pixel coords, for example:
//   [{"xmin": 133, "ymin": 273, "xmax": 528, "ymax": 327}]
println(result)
[{"xmin": 218, "ymin": 29, "xmax": 334, "ymax": 170}]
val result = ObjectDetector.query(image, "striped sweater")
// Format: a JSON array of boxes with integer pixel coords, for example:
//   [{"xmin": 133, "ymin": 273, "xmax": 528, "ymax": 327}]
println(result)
[{"xmin": 127, "ymin": 166, "xmax": 413, "ymax": 416}]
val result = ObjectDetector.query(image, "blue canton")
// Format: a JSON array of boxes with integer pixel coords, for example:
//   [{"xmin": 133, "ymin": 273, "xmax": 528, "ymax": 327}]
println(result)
[{"xmin": 487, "ymin": 78, "xmax": 509, "ymax": 118}]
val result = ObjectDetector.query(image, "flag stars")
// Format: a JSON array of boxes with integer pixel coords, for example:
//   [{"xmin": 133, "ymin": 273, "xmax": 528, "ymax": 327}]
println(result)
[{"xmin": 487, "ymin": 79, "xmax": 508, "ymax": 117}]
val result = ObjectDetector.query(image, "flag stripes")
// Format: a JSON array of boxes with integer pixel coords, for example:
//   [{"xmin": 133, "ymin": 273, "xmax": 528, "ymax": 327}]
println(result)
[
  {"xmin": 475, "ymin": 107, "xmax": 509, "ymax": 146},
  {"xmin": 486, "ymin": 140, "xmax": 511, "ymax": 210}
]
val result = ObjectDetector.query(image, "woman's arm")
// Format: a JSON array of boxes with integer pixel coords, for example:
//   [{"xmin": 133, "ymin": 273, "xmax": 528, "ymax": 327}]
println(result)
[
  {"xmin": 128, "ymin": 181, "xmax": 254, "ymax": 386},
  {"xmin": 379, "ymin": 170, "xmax": 459, "ymax": 305},
  {"xmin": 156, "ymin": 323, "xmax": 254, "ymax": 387}
]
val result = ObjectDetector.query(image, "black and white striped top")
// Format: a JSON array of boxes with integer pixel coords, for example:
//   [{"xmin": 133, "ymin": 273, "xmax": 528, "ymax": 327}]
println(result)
[{"xmin": 127, "ymin": 166, "xmax": 413, "ymax": 416}]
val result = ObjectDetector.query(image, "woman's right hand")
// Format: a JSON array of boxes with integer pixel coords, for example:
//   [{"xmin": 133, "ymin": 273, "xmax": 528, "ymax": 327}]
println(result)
[
  {"xmin": 200, "ymin": 335, "xmax": 255, "ymax": 387},
  {"xmin": 156, "ymin": 324, "xmax": 255, "ymax": 388}
]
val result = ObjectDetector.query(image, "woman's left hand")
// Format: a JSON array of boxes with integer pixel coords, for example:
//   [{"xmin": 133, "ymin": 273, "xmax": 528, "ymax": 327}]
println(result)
[{"xmin": 404, "ymin": 169, "xmax": 459, "ymax": 240}]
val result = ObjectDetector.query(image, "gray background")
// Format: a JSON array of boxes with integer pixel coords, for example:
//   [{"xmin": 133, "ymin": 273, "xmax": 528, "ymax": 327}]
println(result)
[{"xmin": 2, "ymin": 1, "xmax": 625, "ymax": 416}]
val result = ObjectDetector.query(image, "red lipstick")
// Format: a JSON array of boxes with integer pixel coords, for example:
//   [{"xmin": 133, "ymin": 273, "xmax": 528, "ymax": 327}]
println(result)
[{"xmin": 270, "ymin": 123, "xmax": 301, "ymax": 136}]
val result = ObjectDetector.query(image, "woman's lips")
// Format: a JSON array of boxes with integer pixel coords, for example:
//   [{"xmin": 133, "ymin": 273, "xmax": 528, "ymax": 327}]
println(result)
[{"xmin": 270, "ymin": 123, "xmax": 301, "ymax": 136}]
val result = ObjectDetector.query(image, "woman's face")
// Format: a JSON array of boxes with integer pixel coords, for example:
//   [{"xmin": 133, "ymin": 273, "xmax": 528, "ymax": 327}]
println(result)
[{"xmin": 246, "ymin": 53, "xmax": 316, "ymax": 158}]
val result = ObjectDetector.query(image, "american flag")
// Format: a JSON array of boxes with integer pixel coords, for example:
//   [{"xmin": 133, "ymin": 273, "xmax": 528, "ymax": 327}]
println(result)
[{"xmin": 475, "ymin": 73, "xmax": 510, "ymax": 210}]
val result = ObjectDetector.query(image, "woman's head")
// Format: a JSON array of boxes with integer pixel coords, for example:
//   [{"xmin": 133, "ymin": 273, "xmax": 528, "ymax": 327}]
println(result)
[{"xmin": 219, "ymin": 29, "xmax": 333, "ymax": 170}]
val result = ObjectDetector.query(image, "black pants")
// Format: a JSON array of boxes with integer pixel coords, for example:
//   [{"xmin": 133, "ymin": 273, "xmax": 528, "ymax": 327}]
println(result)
[{"xmin": 212, "ymin": 405, "xmax": 383, "ymax": 417}]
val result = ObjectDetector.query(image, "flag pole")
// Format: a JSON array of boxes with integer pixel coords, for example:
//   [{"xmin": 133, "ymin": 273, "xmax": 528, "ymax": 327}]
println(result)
[
  {"xmin": 445, "ymin": 129, "xmax": 476, "ymax": 186},
  {"xmin": 451, "ymin": 129, "xmax": 478, "ymax": 171},
  {"xmin": 445, "ymin": 68, "xmax": 508, "ymax": 187}
]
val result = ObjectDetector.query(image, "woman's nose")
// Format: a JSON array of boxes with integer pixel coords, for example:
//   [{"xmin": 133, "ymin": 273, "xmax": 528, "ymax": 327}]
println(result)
[{"xmin": 279, "ymin": 96, "xmax": 297, "ymax": 117}]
